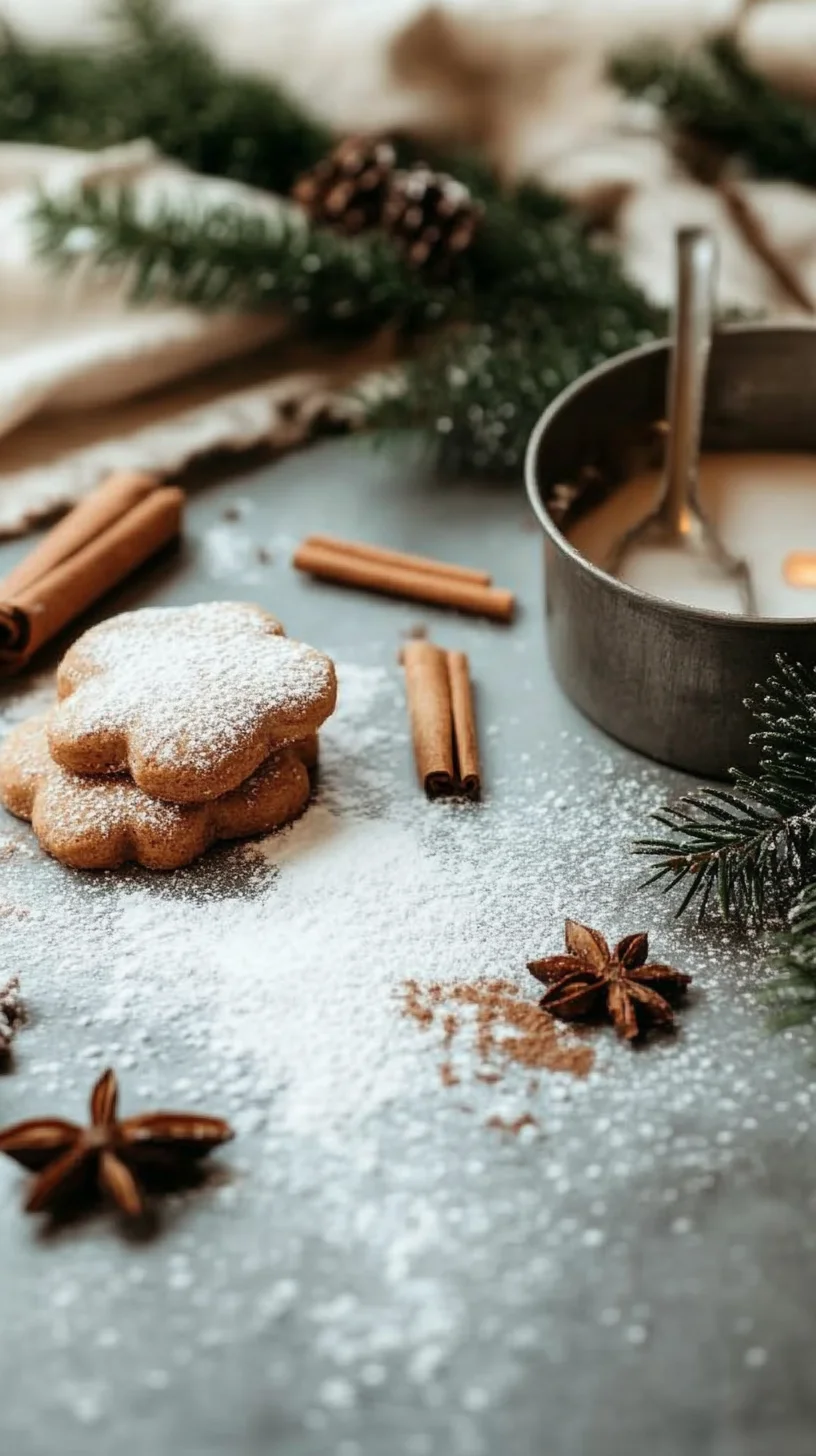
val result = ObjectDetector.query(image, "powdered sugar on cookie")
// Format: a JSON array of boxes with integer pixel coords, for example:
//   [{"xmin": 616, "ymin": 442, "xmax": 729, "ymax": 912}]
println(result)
[
  {"xmin": 49, "ymin": 602, "xmax": 337, "ymax": 803},
  {"xmin": 0, "ymin": 716, "xmax": 312, "ymax": 870}
]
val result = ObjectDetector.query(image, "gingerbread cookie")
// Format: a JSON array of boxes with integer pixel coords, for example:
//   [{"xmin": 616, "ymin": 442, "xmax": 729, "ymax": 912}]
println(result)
[
  {"xmin": 48, "ymin": 602, "xmax": 336, "ymax": 803},
  {"xmin": 295, "ymin": 731, "xmax": 319, "ymax": 772},
  {"xmin": 0, "ymin": 716, "xmax": 312, "ymax": 871}
]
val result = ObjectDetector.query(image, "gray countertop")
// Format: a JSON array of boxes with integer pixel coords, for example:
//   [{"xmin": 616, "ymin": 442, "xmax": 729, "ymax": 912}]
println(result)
[{"xmin": 0, "ymin": 437, "xmax": 813, "ymax": 1456}]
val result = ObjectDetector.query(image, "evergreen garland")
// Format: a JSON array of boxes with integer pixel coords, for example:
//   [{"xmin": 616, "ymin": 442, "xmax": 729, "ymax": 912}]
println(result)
[
  {"xmin": 33, "ymin": 188, "xmax": 456, "ymax": 338},
  {"xmin": 611, "ymin": 36, "xmax": 816, "ymax": 188},
  {"xmin": 0, "ymin": 0, "xmax": 331, "ymax": 194},
  {"xmin": 766, "ymin": 882, "xmax": 816, "ymax": 1031},
  {"xmin": 367, "ymin": 299, "xmax": 659, "ymax": 474},
  {"xmin": 32, "ymin": 183, "xmax": 663, "ymax": 475}
]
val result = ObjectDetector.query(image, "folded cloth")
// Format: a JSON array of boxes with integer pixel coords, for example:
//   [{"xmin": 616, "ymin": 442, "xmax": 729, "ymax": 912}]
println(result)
[{"xmin": 0, "ymin": 138, "xmax": 314, "ymax": 532}]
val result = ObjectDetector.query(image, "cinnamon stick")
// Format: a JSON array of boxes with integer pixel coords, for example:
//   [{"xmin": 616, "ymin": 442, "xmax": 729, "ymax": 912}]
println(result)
[
  {"xmin": 0, "ymin": 475, "xmax": 183, "ymax": 671},
  {"xmin": 0, "ymin": 471, "xmax": 159, "ymax": 598},
  {"xmin": 403, "ymin": 642, "xmax": 455, "ymax": 797},
  {"xmin": 294, "ymin": 541, "xmax": 514, "ymax": 623},
  {"xmin": 402, "ymin": 642, "xmax": 482, "ymax": 799},
  {"xmin": 447, "ymin": 650, "xmax": 480, "ymax": 800},
  {"xmin": 303, "ymin": 534, "xmax": 492, "ymax": 586}
]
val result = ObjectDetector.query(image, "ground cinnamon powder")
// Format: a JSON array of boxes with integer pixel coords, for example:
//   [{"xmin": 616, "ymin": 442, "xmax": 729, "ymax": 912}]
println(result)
[
  {"xmin": 0, "ymin": 903, "xmax": 29, "ymax": 921},
  {"xmin": 487, "ymin": 1113, "xmax": 539, "ymax": 1136},
  {"xmin": 402, "ymin": 978, "xmax": 594, "ymax": 1084}
]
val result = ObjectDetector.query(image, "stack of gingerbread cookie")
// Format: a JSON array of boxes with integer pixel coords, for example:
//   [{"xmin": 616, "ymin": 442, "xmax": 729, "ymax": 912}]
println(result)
[{"xmin": 0, "ymin": 602, "xmax": 337, "ymax": 870}]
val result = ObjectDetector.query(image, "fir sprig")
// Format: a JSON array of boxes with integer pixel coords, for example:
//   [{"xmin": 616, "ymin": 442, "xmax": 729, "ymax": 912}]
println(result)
[
  {"xmin": 32, "ymin": 186, "xmax": 457, "ymax": 337},
  {"xmin": 367, "ymin": 301, "xmax": 661, "ymax": 474},
  {"xmin": 33, "ymin": 179, "xmax": 660, "ymax": 332},
  {"xmin": 468, "ymin": 207, "xmax": 660, "ymax": 329},
  {"xmin": 33, "ymin": 183, "xmax": 665, "ymax": 474},
  {"xmin": 765, "ymin": 882, "xmax": 816, "ymax": 1030},
  {"xmin": 636, "ymin": 659, "xmax": 816, "ymax": 921},
  {"xmin": 0, "ymin": 0, "xmax": 331, "ymax": 193},
  {"xmin": 31, "ymin": 179, "xmax": 664, "ymax": 476},
  {"xmin": 611, "ymin": 37, "xmax": 816, "ymax": 188}
]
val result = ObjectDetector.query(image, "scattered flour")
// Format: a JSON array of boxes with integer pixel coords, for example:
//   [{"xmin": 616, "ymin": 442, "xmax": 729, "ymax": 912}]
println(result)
[
  {"xmin": 25, "ymin": 660, "xmax": 607, "ymax": 1143},
  {"xmin": 200, "ymin": 522, "xmax": 267, "ymax": 586}
]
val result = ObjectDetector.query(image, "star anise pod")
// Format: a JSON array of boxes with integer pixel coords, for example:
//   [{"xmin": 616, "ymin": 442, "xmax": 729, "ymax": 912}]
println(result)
[
  {"xmin": 0, "ymin": 1068, "xmax": 233, "ymax": 1219},
  {"xmin": 527, "ymin": 919, "xmax": 691, "ymax": 1040}
]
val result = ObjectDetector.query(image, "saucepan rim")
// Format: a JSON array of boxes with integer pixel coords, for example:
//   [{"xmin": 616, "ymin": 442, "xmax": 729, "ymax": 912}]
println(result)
[{"xmin": 524, "ymin": 322, "xmax": 816, "ymax": 631}]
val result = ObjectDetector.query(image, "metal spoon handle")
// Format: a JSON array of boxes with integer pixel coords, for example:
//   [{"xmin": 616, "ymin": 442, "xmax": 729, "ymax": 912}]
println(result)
[{"xmin": 660, "ymin": 228, "xmax": 717, "ymax": 534}]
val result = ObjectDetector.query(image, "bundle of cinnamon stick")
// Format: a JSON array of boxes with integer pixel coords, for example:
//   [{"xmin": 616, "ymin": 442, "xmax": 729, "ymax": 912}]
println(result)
[
  {"xmin": 294, "ymin": 534, "xmax": 514, "ymax": 623},
  {"xmin": 0, "ymin": 471, "xmax": 183, "ymax": 673},
  {"xmin": 402, "ymin": 641, "xmax": 481, "ymax": 800}
]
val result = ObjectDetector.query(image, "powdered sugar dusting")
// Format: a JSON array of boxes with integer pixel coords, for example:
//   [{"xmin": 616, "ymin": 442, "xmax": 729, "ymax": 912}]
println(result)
[
  {"xmin": 0, "ymin": 668, "xmax": 56, "ymax": 728},
  {"xmin": 0, "ymin": 716, "xmax": 311, "ymax": 870},
  {"xmin": 0, "ymin": 647, "xmax": 810, "ymax": 1452},
  {"xmin": 50, "ymin": 602, "xmax": 337, "ymax": 792}
]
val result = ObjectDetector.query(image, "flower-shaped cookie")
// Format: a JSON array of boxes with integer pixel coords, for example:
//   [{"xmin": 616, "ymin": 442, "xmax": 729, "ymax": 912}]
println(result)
[
  {"xmin": 48, "ymin": 602, "xmax": 336, "ymax": 803},
  {"xmin": 0, "ymin": 717, "xmax": 312, "ymax": 871}
]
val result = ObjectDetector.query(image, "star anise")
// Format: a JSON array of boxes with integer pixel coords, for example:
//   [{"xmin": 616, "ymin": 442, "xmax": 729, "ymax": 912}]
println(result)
[
  {"xmin": 0, "ymin": 1068, "xmax": 233, "ymax": 1219},
  {"xmin": 527, "ymin": 919, "xmax": 691, "ymax": 1040}
]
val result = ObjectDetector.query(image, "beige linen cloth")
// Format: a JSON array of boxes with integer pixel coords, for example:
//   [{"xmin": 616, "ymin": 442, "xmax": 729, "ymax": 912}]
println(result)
[{"xmin": 0, "ymin": 0, "xmax": 815, "ymax": 535}]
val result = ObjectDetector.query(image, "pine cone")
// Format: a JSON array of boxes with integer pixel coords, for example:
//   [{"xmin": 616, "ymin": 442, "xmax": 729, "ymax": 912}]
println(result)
[
  {"xmin": 292, "ymin": 136, "xmax": 396, "ymax": 235},
  {"xmin": 383, "ymin": 165, "xmax": 482, "ymax": 273}
]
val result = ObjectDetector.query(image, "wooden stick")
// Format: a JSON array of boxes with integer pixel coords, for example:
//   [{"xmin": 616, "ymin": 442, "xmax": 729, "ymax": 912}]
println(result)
[
  {"xmin": 294, "ymin": 541, "xmax": 515, "ymax": 623},
  {"xmin": 303, "ymin": 534, "xmax": 492, "ymax": 586},
  {"xmin": 719, "ymin": 179, "xmax": 816, "ymax": 315},
  {"xmin": 0, "ymin": 484, "xmax": 183, "ymax": 671},
  {"xmin": 447, "ymin": 650, "xmax": 480, "ymax": 800},
  {"xmin": 402, "ymin": 642, "xmax": 455, "ymax": 797}
]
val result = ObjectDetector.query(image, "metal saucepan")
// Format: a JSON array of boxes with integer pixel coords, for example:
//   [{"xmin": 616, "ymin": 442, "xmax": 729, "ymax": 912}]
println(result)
[{"xmin": 525, "ymin": 325, "xmax": 816, "ymax": 778}]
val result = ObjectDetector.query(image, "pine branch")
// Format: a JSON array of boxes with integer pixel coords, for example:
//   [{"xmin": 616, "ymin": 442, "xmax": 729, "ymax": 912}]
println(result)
[
  {"xmin": 0, "ymin": 23, "xmax": 108, "ymax": 151},
  {"xmin": 366, "ymin": 299, "xmax": 662, "ymax": 475},
  {"xmin": 764, "ymin": 880, "xmax": 816, "ymax": 1030},
  {"xmin": 110, "ymin": 0, "xmax": 332, "ymax": 193},
  {"xmin": 611, "ymin": 37, "xmax": 816, "ymax": 188},
  {"xmin": 31, "ymin": 186, "xmax": 457, "ymax": 337},
  {"xmin": 365, "ymin": 202, "xmax": 664, "ymax": 473},
  {"xmin": 468, "ymin": 207, "xmax": 661, "ymax": 331},
  {"xmin": 392, "ymin": 139, "xmax": 569, "ymax": 224},
  {"xmin": 635, "ymin": 658, "xmax": 816, "ymax": 921},
  {"xmin": 0, "ymin": 0, "xmax": 572, "ymax": 209},
  {"xmin": 33, "ymin": 170, "xmax": 660, "ymax": 327},
  {"xmin": 32, "ymin": 181, "xmax": 665, "ymax": 476},
  {"xmin": 0, "ymin": 0, "xmax": 330, "ymax": 193}
]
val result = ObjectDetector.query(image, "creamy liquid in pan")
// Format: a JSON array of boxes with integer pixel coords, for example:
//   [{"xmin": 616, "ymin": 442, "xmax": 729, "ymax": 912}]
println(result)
[{"xmin": 566, "ymin": 452, "xmax": 816, "ymax": 618}]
